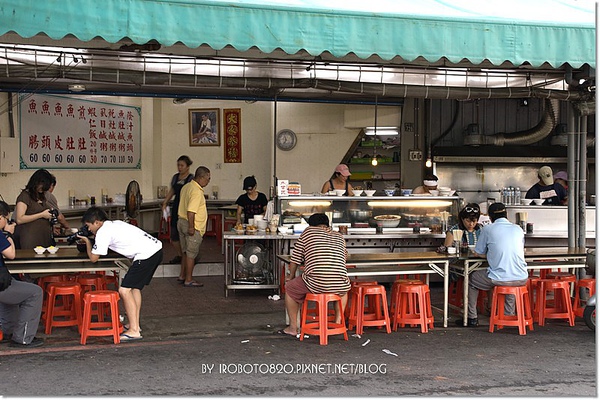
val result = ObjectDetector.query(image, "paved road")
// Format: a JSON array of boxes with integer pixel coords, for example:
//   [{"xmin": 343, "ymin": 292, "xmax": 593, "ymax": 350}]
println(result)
[{"xmin": 0, "ymin": 309, "xmax": 596, "ymax": 397}]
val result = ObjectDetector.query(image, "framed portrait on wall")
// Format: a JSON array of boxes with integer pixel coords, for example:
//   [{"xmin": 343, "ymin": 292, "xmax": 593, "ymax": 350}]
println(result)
[{"xmin": 189, "ymin": 109, "xmax": 220, "ymax": 146}]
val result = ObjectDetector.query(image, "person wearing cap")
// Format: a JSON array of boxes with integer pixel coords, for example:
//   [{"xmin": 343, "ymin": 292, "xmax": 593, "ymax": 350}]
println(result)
[
  {"xmin": 457, "ymin": 202, "xmax": 528, "ymax": 327},
  {"xmin": 412, "ymin": 174, "xmax": 439, "ymax": 195},
  {"xmin": 278, "ymin": 213, "xmax": 350, "ymax": 337},
  {"xmin": 320, "ymin": 164, "xmax": 354, "ymax": 195},
  {"xmin": 236, "ymin": 176, "xmax": 268, "ymax": 225},
  {"xmin": 525, "ymin": 166, "xmax": 567, "ymax": 205}
]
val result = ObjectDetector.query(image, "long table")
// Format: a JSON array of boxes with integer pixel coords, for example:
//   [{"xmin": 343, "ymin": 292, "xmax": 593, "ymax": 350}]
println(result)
[
  {"xmin": 277, "ymin": 251, "xmax": 451, "ymax": 327},
  {"xmin": 6, "ymin": 247, "xmax": 130, "ymax": 275},
  {"xmin": 452, "ymin": 247, "xmax": 589, "ymax": 326}
]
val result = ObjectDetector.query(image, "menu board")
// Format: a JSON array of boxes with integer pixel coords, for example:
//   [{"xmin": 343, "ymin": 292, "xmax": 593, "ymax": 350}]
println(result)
[{"xmin": 19, "ymin": 94, "xmax": 141, "ymax": 169}]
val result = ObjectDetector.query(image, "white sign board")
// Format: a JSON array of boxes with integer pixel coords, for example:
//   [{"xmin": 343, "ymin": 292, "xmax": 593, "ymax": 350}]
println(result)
[{"xmin": 19, "ymin": 94, "xmax": 141, "ymax": 169}]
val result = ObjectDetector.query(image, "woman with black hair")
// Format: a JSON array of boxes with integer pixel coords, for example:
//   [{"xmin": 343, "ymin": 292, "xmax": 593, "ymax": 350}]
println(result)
[
  {"xmin": 13, "ymin": 169, "xmax": 55, "ymax": 249},
  {"xmin": 443, "ymin": 203, "xmax": 482, "ymax": 248}
]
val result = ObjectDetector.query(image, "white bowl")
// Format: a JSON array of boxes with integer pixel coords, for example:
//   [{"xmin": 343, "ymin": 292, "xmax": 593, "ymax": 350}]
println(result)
[
  {"xmin": 532, "ymin": 199, "xmax": 545, "ymax": 205},
  {"xmin": 384, "ymin": 189, "xmax": 395, "ymax": 196},
  {"xmin": 438, "ymin": 186, "xmax": 451, "ymax": 191},
  {"xmin": 521, "ymin": 198, "xmax": 532, "ymax": 205},
  {"xmin": 277, "ymin": 226, "xmax": 291, "ymax": 235},
  {"xmin": 334, "ymin": 189, "xmax": 346, "ymax": 197},
  {"xmin": 429, "ymin": 190, "xmax": 439, "ymax": 196},
  {"xmin": 47, "ymin": 246, "xmax": 59, "ymax": 254},
  {"xmin": 364, "ymin": 190, "xmax": 376, "ymax": 197},
  {"xmin": 352, "ymin": 189, "xmax": 363, "ymax": 196},
  {"xmin": 34, "ymin": 247, "xmax": 46, "ymax": 255}
]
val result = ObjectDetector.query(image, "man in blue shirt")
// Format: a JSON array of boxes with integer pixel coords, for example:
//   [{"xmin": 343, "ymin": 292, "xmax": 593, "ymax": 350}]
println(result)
[{"xmin": 457, "ymin": 202, "xmax": 528, "ymax": 327}]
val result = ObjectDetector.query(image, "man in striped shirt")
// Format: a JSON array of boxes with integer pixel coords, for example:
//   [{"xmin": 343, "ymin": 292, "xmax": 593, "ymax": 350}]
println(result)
[{"xmin": 279, "ymin": 213, "xmax": 350, "ymax": 337}]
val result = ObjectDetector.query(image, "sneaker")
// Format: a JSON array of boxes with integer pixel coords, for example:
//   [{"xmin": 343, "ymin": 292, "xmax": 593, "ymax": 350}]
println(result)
[
  {"xmin": 455, "ymin": 318, "xmax": 479, "ymax": 327},
  {"xmin": 9, "ymin": 337, "xmax": 44, "ymax": 348},
  {"xmin": 168, "ymin": 256, "xmax": 182, "ymax": 264}
]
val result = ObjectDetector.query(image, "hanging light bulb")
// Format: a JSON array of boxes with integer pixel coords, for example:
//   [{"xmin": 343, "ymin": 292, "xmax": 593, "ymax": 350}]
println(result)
[
  {"xmin": 425, "ymin": 158, "xmax": 432, "ymax": 168},
  {"xmin": 371, "ymin": 157, "xmax": 378, "ymax": 166},
  {"xmin": 371, "ymin": 95, "xmax": 378, "ymax": 167}
]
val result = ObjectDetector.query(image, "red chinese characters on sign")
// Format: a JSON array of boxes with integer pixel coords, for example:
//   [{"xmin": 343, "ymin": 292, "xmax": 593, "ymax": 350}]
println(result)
[
  {"xmin": 21, "ymin": 94, "xmax": 141, "ymax": 169},
  {"xmin": 223, "ymin": 108, "xmax": 242, "ymax": 163}
]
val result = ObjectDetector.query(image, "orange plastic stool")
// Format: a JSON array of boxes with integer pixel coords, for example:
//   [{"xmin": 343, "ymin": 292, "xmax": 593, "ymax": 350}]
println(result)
[
  {"xmin": 391, "ymin": 282, "xmax": 434, "ymax": 333},
  {"xmin": 537, "ymin": 279, "xmax": 575, "ymax": 327},
  {"xmin": 204, "ymin": 213, "xmax": 222, "ymax": 246},
  {"xmin": 345, "ymin": 281, "xmax": 379, "ymax": 318},
  {"xmin": 348, "ymin": 284, "xmax": 391, "ymax": 335},
  {"xmin": 489, "ymin": 285, "xmax": 533, "ymax": 335},
  {"xmin": 45, "ymin": 282, "xmax": 83, "ymax": 334},
  {"xmin": 546, "ymin": 272, "xmax": 577, "ymax": 309},
  {"xmin": 77, "ymin": 274, "xmax": 108, "ymax": 320},
  {"xmin": 158, "ymin": 216, "xmax": 171, "ymax": 241},
  {"xmin": 527, "ymin": 276, "xmax": 543, "ymax": 321},
  {"xmin": 38, "ymin": 274, "xmax": 69, "ymax": 322},
  {"xmin": 300, "ymin": 293, "xmax": 348, "ymax": 345},
  {"xmin": 448, "ymin": 278, "xmax": 464, "ymax": 307},
  {"xmin": 573, "ymin": 278, "xmax": 596, "ymax": 318},
  {"xmin": 389, "ymin": 279, "xmax": 422, "ymax": 317},
  {"xmin": 80, "ymin": 290, "xmax": 122, "ymax": 345}
]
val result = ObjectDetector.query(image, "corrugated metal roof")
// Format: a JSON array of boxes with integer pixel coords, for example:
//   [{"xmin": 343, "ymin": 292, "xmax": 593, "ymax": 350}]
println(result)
[{"xmin": 0, "ymin": 0, "xmax": 595, "ymax": 68}]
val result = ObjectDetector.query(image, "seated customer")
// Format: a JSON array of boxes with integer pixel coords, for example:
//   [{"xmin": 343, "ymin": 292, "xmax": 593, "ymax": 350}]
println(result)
[
  {"xmin": 525, "ymin": 166, "xmax": 566, "ymax": 205},
  {"xmin": 279, "ymin": 213, "xmax": 350, "ymax": 337},
  {"xmin": 444, "ymin": 203, "xmax": 482, "ymax": 248},
  {"xmin": 457, "ymin": 203, "xmax": 528, "ymax": 327},
  {"xmin": 0, "ymin": 200, "xmax": 44, "ymax": 347}
]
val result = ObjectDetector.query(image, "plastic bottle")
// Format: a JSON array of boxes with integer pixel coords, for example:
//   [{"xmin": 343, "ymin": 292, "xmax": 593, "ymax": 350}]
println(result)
[{"xmin": 515, "ymin": 187, "xmax": 521, "ymax": 204}]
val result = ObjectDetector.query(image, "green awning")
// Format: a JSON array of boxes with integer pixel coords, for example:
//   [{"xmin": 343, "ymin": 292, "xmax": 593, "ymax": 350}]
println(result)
[{"xmin": 0, "ymin": 0, "xmax": 595, "ymax": 68}]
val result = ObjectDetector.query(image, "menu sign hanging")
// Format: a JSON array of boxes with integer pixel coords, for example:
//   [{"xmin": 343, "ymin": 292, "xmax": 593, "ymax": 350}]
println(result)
[{"xmin": 19, "ymin": 94, "xmax": 141, "ymax": 169}]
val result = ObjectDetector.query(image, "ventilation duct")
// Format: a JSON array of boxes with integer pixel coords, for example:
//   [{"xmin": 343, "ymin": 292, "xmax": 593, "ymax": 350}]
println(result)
[{"xmin": 463, "ymin": 99, "xmax": 560, "ymax": 146}]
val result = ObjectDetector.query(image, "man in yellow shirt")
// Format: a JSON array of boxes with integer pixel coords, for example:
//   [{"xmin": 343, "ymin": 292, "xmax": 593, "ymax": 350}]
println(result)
[{"xmin": 177, "ymin": 166, "xmax": 211, "ymax": 287}]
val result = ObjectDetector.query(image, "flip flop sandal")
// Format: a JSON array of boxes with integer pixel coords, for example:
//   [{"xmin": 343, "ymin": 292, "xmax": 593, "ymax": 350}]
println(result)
[
  {"xmin": 120, "ymin": 333, "xmax": 143, "ymax": 342},
  {"xmin": 176, "ymin": 278, "xmax": 185, "ymax": 283},
  {"xmin": 183, "ymin": 281, "xmax": 204, "ymax": 287},
  {"xmin": 276, "ymin": 329, "xmax": 298, "ymax": 338}
]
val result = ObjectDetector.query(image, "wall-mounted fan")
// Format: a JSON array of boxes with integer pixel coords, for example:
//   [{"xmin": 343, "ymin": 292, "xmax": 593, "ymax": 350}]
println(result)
[
  {"xmin": 234, "ymin": 241, "xmax": 271, "ymax": 284},
  {"xmin": 125, "ymin": 180, "xmax": 142, "ymax": 220}
]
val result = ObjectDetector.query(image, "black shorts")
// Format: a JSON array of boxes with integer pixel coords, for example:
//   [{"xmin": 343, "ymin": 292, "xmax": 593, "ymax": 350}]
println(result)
[
  {"xmin": 170, "ymin": 207, "xmax": 180, "ymax": 241},
  {"xmin": 121, "ymin": 249, "xmax": 163, "ymax": 290}
]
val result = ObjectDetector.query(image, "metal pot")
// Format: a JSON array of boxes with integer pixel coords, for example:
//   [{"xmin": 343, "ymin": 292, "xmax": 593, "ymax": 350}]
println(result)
[{"xmin": 348, "ymin": 209, "xmax": 372, "ymax": 222}]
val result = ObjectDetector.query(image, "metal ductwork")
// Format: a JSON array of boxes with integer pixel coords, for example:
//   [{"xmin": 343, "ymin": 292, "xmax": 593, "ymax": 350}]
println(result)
[{"xmin": 463, "ymin": 99, "xmax": 560, "ymax": 146}]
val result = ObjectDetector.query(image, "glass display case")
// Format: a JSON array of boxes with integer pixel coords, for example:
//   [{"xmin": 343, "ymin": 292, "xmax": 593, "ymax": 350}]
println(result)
[{"xmin": 277, "ymin": 195, "xmax": 462, "ymax": 232}]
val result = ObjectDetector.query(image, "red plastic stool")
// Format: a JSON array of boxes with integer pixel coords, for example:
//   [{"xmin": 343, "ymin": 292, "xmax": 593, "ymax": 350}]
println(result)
[
  {"xmin": 448, "ymin": 278, "xmax": 464, "ymax": 307},
  {"xmin": 345, "ymin": 281, "xmax": 379, "ymax": 318},
  {"xmin": 80, "ymin": 290, "xmax": 122, "ymax": 345},
  {"xmin": 389, "ymin": 279, "xmax": 422, "ymax": 317},
  {"xmin": 527, "ymin": 276, "xmax": 543, "ymax": 321},
  {"xmin": 299, "ymin": 293, "xmax": 348, "ymax": 345},
  {"xmin": 204, "ymin": 213, "xmax": 222, "ymax": 246},
  {"xmin": 573, "ymin": 278, "xmax": 596, "ymax": 318},
  {"xmin": 391, "ymin": 282, "xmax": 434, "ymax": 333},
  {"xmin": 477, "ymin": 289, "xmax": 490, "ymax": 314},
  {"xmin": 38, "ymin": 274, "xmax": 70, "ymax": 322},
  {"xmin": 77, "ymin": 274, "xmax": 108, "ymax": 320},
  {"xmin": 546, "ymin": 271, "xmax": 577, "ymax": 308},
  {"xmin": 348, "ymin": 284, "xmax": 391, "ymax": 335},
  {"xmin": 537, "ymin": 279, "xmax": 575, "ymax": 327},
  {"xmin": 45, "ymin": 282, "xmax": 83, "ymax": 334},
  {"xmin": 489, "ymin": 285, "xmax": 533, "ymax": 335},
  {"xmin": 158, "ymin": 216, "xmax": 171, "ymax": 241}
]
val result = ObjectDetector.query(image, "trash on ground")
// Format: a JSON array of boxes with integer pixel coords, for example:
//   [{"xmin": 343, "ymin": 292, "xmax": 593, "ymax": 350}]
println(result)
[
  {"xmin": 241, "ymin": 340, "xmax": 250, "ymax": 343},
  {"xmin": 268, "ymin": 295, "xmax": 281, "ymax": 301},
  {"xmin": 362, "ymin": 339, "xmax": 371, "ymax": 347},
  {"xmin": 352, "ymin": 334, "xmax": 362, "ymax": 338},
  {"xmin": 382, "ymin": 349, "xmax": 398, "ymax": 357}
]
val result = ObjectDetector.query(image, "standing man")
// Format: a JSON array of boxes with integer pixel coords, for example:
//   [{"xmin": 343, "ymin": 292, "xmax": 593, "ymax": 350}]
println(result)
[
  {"xmin": 0, "ymin": 200, "xmax": 44, "ymax": 347},
  {"xmin": 79, "ymin": 207, "xmax": 163, "ymax": 341},
  {"xmin": 177, "ymin": 166, "xmax": 211, "ymax": 288},
  {"xmin": 279, "ymin": 213, "xmax": 350, "ymax": 337},
  {"xmin": 457, "ymin": 202, "xmax": 528, "ymax": 327},
  {"xmin": 525, "ymin": 166, "xmax": 567, "ymax": 205}
]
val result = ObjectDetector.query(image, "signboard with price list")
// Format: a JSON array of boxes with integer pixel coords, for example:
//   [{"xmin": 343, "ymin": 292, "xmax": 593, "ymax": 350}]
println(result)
[{"xmin": 19, "ymin": 94, "xmax": 141, "ymax": 169}]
